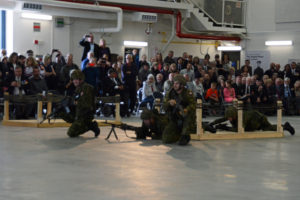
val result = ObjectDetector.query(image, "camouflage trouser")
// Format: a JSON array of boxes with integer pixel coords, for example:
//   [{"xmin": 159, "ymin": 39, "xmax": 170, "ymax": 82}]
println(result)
[
  {"xmin": 245, "ymin": 115, "xmax": 277, "ymax": 132},
  {"xmin": 162, "ymin": 115, "xmax": 194, "ymax": 144},
  {"xmin": 59, "ymin": 112, "xmax": 94, "ymax": 137}
]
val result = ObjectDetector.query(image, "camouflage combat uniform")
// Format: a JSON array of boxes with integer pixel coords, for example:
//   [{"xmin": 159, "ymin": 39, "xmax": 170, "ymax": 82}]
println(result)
[
  {"xmin": 60, "ymin": 70, "xmax": 99, "ymax": 137},
  {"xmin": 211, "ymin": 106, "xmax": 280, "ymax": 132},
  {"xmin": 138, "ymin": 109, "xmax": 168, "ymax": 140},
  {"xmin": 162, "ymin": 75, "xmax": 196, "ymax": 144}
]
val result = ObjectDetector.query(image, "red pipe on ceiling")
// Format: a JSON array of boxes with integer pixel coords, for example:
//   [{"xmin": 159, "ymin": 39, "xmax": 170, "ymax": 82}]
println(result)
[{"xmin": 57, "ymin": 0, "xmax": 241, "ymax": 41}]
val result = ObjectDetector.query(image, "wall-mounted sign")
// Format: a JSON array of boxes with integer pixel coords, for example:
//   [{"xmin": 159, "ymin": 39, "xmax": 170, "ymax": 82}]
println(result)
[{"xmin": 33, "ymin": 22, "xmax": 40, "ymax": 32}]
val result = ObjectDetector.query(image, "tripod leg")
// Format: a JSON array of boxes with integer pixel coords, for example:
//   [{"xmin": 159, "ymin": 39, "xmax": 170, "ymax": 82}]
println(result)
[
  {"xmin": 113, "ymin": 128, "xmax": 119, "ymax": 140},
  {"xmin": 105, "ymin": 127, "xmax": 114, "ymax": 140}
]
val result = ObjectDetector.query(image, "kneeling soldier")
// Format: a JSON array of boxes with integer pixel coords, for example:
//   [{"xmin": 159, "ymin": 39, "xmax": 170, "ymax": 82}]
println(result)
[{"xmin": 59, "ymin": 70, "xmax": 100, "ymax": 138}]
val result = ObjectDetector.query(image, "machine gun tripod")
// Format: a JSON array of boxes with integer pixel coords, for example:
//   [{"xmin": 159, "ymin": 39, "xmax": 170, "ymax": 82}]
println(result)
[{"xmin": 103, "ymin": 120, "xmax": 139, "ymax": 140}]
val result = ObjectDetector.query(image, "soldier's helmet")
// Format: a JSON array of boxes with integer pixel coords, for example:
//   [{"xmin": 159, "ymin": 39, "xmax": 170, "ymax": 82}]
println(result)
[
  {"xmin": 71, "ymin": 69, "xmax": 85, "ymax": 81},
  {"xmin": 173, "ymin": 74, "xmax": 186, "ymax": 86},
  {"xmin": 225, "ymin": 106, "xmax": 237, "ymax": 119},
  {"xmin": 140, "ymin": 109, "xmax": 153, "ymax": 120}
]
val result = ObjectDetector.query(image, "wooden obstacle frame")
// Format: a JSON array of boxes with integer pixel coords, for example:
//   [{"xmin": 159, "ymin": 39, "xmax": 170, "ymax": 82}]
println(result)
[
  {"xmin": 191, "ymin": 99, "xmax": 284, "ymax": 140},
  {"xmin": 2, "ymin": 93, "xmax": 122, "ymax": 128}
]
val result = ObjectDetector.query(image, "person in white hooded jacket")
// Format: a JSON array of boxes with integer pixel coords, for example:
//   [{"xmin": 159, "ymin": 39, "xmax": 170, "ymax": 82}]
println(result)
[{"xmin": 141, "ymin": 74, "xmax": 157, "ymax": 109}]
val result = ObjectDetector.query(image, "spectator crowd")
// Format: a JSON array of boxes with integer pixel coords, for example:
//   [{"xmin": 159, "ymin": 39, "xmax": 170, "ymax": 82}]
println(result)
[{"xmin": 1, "ymin": 32, "xmax": 300, "ymax": 119}]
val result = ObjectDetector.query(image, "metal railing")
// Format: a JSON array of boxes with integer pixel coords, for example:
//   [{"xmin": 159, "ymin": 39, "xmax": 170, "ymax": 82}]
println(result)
[{"xmin": 185, "ymin": 0, "xmax": 247, "ymax": 28}]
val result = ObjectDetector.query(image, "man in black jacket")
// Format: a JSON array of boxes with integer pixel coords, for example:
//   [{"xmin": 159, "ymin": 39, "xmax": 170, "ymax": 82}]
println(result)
[{"xmin": 79, "ymin": 33, "xmax": 100, "ymax": 61}]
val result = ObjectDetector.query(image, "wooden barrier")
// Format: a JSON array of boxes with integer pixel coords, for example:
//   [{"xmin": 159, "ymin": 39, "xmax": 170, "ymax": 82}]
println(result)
[
  {"xmin": 2, "ymin": 94, "xmax": 122, "ymax": 128},
  {"xmin": 191, "ymin": 99, "xmax": 284, "ymax": 140}
]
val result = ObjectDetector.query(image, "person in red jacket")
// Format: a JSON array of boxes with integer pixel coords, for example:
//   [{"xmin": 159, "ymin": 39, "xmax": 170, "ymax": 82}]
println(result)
[{"xmin": 205, "ymin": 82, "xmax": 219, "ymax": 115}]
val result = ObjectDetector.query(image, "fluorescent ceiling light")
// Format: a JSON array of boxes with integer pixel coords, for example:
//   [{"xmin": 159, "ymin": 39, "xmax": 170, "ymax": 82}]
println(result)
[
  {"xmin": 21, "ymin": 13, "xmax": 52, "ymax": 20},
  {"xmin": 217, "ymin": 46, "xmax": 242, "ymax": 51},
  {"xmin": 265, "ymin": 40, "xmax": 293, "ymax": 46},
  {"xmin": 124, "ymin": 41, "xmax": 148, "ymax": 47}
]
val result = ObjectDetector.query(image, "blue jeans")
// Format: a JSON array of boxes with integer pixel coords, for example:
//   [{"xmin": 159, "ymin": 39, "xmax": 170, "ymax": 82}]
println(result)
[{"xmin": 141, "ymin": 96, "xmax": 154, "ymax": 109}]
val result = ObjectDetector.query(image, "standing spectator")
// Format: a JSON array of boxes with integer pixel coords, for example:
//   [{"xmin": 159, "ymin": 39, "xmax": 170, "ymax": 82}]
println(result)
[
  {"xmin": 164, "ymin": 50, "xmax": 175, "ymax": 64},
  {"xmin": 7, "ymin": 52, "xmax": 18, "ymax": 77},
  {"xmin": 254, "ymin": 61, "xmax": 264, "ymax": 80},
  {"xmin": 293, "ymin": 80, "xmax": 300, "ymax": 115},
  {"xmin": 121, "ymin": 54, "xmax": 138, "ymax": 115},
  {"xmin": 182, "ymin": 52, "xmax": 188, "ymax": 68},
  {"xmin": 52, "ymin": 50, "xmax": 66, "ymax": 80},
  {"xmin": 264, "ymin": 63, "xmax": 276, "ymax": 78},
  {"xmin": 132, "ymin": 49, "xmax": 139, "ymax": 67},
  {"xmin": 291, "ymin": 62, "xmax": 300, "ymax": 83},
  {"xmin": 274, "ymin": 64, "xmax": 284, "ymax": 79},
  {"xmin": 192, "ymin": 56, "xmax": 200, "ymax": 68},
  {"xmin": 176, "ymin": 57, "xmax": 184, "ymax": 71},
  {"xmin": 79, "ymin": 33, "xmax": 100, "ymax": 61},
  {"xmin": 98, "ymin": 38, "xmax": 111, "ymax": 61},
  {"xmin": 42, "ymin": 54, "xmax": 57, "ymax": 91}
]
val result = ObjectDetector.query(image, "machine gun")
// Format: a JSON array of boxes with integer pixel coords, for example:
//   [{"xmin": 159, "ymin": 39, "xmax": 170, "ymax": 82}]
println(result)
[{"xmin": 102, "ymin": 120, "xmax": 140, "ymax": 140}]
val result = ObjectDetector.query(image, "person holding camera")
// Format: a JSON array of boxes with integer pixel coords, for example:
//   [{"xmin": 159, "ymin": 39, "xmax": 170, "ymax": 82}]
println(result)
[{"xmin": 79, "ymin": 33, "xmax": 100, "ymax": 61}]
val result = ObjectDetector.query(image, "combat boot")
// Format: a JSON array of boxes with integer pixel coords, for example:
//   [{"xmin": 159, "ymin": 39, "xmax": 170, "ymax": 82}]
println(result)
[
  {"xmin": 178, "ymin": 135, "xmax": 191, "ymax": 145},
  {"xmin": 91, "ymin": 121, "xmax": 100, "ymax": 137},
  {"xmin": 283, "ymin": 122, "xmax": 295, "ymax": 135}
]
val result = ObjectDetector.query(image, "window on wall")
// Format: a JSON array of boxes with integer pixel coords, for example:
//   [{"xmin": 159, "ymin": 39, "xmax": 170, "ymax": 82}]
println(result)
[{"xmin": 0, "ymin": 10, "xmax": 6, "ymax": 49}]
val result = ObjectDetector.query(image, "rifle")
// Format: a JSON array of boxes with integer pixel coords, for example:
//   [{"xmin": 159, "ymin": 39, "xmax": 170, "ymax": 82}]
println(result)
[
  {"xmin": 102, "ymin": 120, "xmax": 140, "ymax": 140},
  {"xmin": 39, "ymin": 96, "xmax": 73, "ymax": 124}
]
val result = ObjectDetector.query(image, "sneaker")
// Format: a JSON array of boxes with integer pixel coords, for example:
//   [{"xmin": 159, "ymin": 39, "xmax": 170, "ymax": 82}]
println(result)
[
  {"xmin": 92, "ymin": 121, "xmax": 100, "ymax": 137},
  {"xmin": 283, "ymin": 122, "xmax": 295, "ymax": 135}
]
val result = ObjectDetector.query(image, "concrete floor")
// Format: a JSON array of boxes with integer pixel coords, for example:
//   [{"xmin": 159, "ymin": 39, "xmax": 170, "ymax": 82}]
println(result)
[{"xmin": 0, "ymin": 116, "xmax": 300, "ymax": 200}]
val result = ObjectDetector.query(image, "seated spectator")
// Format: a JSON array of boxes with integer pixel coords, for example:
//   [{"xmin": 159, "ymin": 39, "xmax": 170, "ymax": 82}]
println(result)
[
  {"xmin": 59, "ymin": 54, "xmax": 79, "ymax": 95},
  {"xmin": 141, "ymin": 74, "xmax": 157, "ymax": 109},
  {"xmin": 4, "ymin": 66, "xmax": 30, "ymax": 119},
  {"xmin": 232, "ymin": 75, "xmax": 244, "ymax": 99},
  {"xmin": 28, "ymin": 66, "xmax": 48, "ymax": 95},
  {"xmin": 7, "ymin": 52, "xmax": 18, "ymax": 77},
  {"xmin": 274, "ymin": 64, "xmax": 284, "ymax": 79},
  {"xmin": 223, "ymin": 80, "xmax": 235, "ymax": 103},
  {"xmin": 52, "ymin": 50, "xmax": 66, "ymax": 79},
  {"xmin": 293, "ymin": 80, "xmax": 300, "ymax": 115},
  {"xmin": 103, "ymin": 68, "xmax": 124, "ymax": 97},
  {"xmin": 283, "ymin": 77, "xmax": 293, "ymax": 115},
  {"xmin": 193, "ymin": 77, "xmax": 204, "ymax": 99},
  {"xmin": 24, "ymin": 56, "xmax": 37, "ymax": 79},
  {"xmin": 202, "ymin": 73, "xmax": 211, "ymax": 91},
  {"xmin": 164, "ymin": 72, "xmax": 175, "ymax": 95},
  {"xmin": 155, "ymin": 73, "xmax": 164, "ymax": 93},
  {"xmin": 241, "ymin": 65, "xmax": 251, "ymax": 77},
  {"xmin": 160, "ymin": 63, "xmax": 170, "ymax": 81},
  {"xmin": 192, "ymin": 56, "xmax": 200, "ymax": 68},
  {"xmin": 138, "ymin": 63, "xmax": 150, "ymax": 84},
  {"xmin": 205, "ymin": 82, "xmax": 219, "ymax": 104},
  {"xmin": 241, "ymin": 59, "xmax": 252, "ymax": 76},
  {"xmin": 138, "ymin": 54, "xmax": 149, "ymax": 71},
  {"xmin": 184, "ymin": 73, "xmax": 196, "ymax": 97},
  {"xmin": 180, "ymin": 63, "xmax": 194, "ymax": 81},
  {"xmin": 169, "ymin": 63, "xmax": 178, "ymax": 73},
  {"xmin": 150, "ymin": 62, "xmax": 160, "ymax": 78},
  {"xmin": 255, "ymin": 79, "xmax": 267, "ymax": 105},
  {"xmin": 275, "ymin": 77, "xmax": 284, "ymax": 101},
  {"xmin": 176, "ymin": 57, "xmax": 184, "ymax": 71},
  {"xmin": 264, "ymin": 62, "xmax": 276, "ymax": 78},
  {"xmin": 163, "ymin": 50, "xmax": 175, "ymax": 64},
  {"xmin": 264, "ymin": 78, "xmax": 276, "ymax": 105},
  {"xmin": 155, "ymin": 52, "xmax": 164, "ymax": 71}
]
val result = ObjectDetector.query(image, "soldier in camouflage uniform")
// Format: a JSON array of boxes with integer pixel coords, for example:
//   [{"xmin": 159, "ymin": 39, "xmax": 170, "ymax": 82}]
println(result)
[
  {"xmin": 163, "ymin": 74, "xmax": 196, "ymax": 145},
  {"xmin": 137, "ymin": 109, "xmax": 169, "ymax": 140},
  {"xmin": 209, "ymin": 106, "xmax": 295, "ymax": 135},
  {"xmin": 60, "ymin": 70, "xmax": 100, "ymax": 138}
]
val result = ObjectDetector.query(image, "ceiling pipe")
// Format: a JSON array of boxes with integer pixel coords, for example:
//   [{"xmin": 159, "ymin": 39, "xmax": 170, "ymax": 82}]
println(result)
[
  {"xmin": 17, "ymin": 0, "xmax": 122, "ymax": 32},
  {"xmin": 57, "ymin": 0, "xmax": 240, "ymax": 41},
  {"xmin": 176, "ymin": 12, "xmax": 241, "ymax": 41}
]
